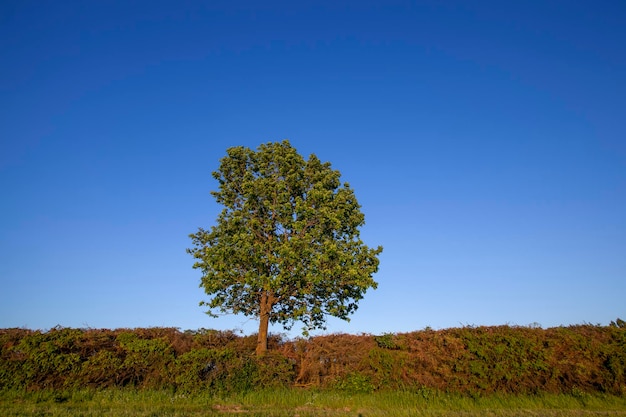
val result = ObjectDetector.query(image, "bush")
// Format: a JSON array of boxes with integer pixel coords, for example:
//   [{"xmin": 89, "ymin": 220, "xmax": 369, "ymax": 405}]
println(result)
[
  {"xmin": 1, "ymin": 322, "xmax": 625, "ymax": 395},
  {"xmin": 334, "ymin": 372, "xmax": 375, "ymax": 393},
  {"xmin": 174, "ymin": 347, "xmax": 236, "ymax": 392}
]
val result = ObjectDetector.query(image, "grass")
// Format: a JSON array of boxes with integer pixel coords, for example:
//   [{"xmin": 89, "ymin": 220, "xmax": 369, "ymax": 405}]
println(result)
[{"xmin": 1, "ymin": 388, "xmax": 626, "ymax": 416}]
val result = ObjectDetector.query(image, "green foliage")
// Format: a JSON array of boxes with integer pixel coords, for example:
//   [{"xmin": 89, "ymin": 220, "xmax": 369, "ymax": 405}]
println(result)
[
  {"xmin": 452, "ymin": 326, "xmax": 551, "ymax": 394},
  {"xmin": 374, "ymin": 333, "xmax": 404, "ymax": 350},
  {"xmin": 173, "ymin": 348, "xmax": 225, "ymax": 391},
  {"xmin": 115, "ymin": 332, "xmax": 175, "ymax": 387},
  {"xmin": 254, "ymin": 353, "xmax": 296, "ymax": 388},
  {"xmin": 9, "ymin": 327, "xmax": 83, "ymax": 390},
  {"xmin": 79, "ymin": 350, "xmax": 124, "ymax": 388},
  {"xmin": 1, "ymin": 324, "xmax": 625, "ymax": 396},
  {"xmin": 366, "ymin": 348, "xmax": 406, "ymax": 389},
  {"xmin": 334, "ymin": 372, "xmax": 375, "ymax": 393},
  {"xmin": 187, "ymin": 140, "xmax": 383, "ymax": 351}
]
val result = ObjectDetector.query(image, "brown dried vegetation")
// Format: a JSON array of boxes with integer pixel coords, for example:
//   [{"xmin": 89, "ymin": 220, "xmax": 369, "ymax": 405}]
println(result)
[{"xmin": 1, "ymin": 322, "xmax": 624, "ymax": 395}]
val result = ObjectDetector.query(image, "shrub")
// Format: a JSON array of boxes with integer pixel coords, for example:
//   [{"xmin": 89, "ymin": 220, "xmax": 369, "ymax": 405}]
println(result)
[
  {"xmin": 1, "ymin": 324, "xmax": 624, "ymax": 395},
  {"xmin": 334, "ymin": 372, "xmax": 375, "ymax": 393}
]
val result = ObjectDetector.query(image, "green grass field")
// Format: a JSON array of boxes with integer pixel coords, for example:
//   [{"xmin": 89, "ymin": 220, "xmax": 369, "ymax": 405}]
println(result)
[{"xmin": 2, "ymin": 389, "xmax": 626, "ymax": 416}]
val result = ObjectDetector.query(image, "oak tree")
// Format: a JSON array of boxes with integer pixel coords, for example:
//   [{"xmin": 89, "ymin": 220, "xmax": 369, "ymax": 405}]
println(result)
[{"xmin": 188, "ymin": 140, "xmax": 382, "ymax": 355}]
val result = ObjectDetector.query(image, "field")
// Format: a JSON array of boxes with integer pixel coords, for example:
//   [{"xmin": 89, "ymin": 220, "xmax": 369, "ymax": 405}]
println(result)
[{"xmin": 2, "ymin": 388, "xmax": 626, "ymax": 417}]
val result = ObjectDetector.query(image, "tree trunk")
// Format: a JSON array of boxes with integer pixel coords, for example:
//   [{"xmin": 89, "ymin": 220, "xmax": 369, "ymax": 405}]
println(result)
[{"xmin": 256, "ymin": 291, "xmax": 271, "ymax": 356}]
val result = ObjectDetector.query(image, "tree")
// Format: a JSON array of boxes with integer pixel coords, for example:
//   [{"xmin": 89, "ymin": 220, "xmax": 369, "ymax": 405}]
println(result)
[{"xmin": 188, "ymin": 140, "xmax": 382, "ymax": 355}]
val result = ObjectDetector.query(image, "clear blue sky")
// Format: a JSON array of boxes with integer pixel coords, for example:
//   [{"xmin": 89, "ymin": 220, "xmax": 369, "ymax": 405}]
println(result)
[{"xmin": 2, "ymin": 1, "xmax": 625, "ymax": 336}]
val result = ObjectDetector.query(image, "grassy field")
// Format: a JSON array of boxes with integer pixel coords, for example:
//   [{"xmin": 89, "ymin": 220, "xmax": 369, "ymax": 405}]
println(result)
[{"xmin": 2, "ymin": 389, "xmax": 626, "ymax": 417}]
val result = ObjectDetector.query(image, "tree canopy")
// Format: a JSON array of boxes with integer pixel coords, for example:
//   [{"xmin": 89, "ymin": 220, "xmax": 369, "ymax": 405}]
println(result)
[{"xmin": 188, "ymin": 140, "xmax": 382, "ymax": 355}]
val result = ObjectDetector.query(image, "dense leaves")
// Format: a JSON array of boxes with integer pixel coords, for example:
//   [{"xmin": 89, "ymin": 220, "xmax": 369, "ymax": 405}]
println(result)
[
  {"xmin": 188, "ymin": 141, "xmax": 382, "ymax": 354},
  {"xmin": 1, "ymin": 323, "xmax": 625, "ymax": 395}
]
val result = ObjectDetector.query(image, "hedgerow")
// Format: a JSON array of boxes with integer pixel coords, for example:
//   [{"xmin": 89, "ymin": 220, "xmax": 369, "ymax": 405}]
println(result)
[{"xmin": 1, "ymin": 322, "xmax": 624, "ymax": 395}]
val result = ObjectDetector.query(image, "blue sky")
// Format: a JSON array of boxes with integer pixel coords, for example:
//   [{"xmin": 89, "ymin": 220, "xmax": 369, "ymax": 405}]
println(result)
[{"xmin": 1, "ymin": 1, "xmax": 625, "ymax": 336}]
